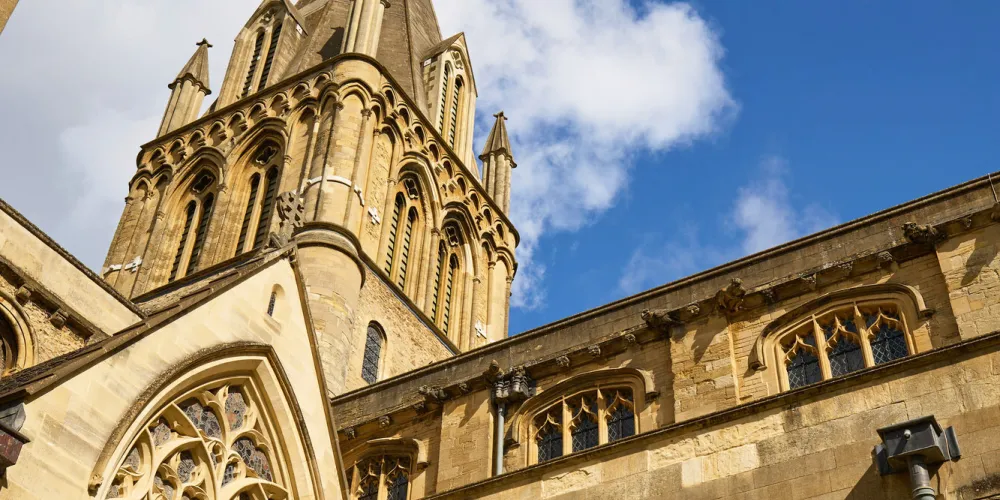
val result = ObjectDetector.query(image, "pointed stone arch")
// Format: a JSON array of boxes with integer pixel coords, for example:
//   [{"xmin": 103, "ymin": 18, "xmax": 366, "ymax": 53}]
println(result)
[{"xmin": 91, "ymin": 344, "xmax": 325, "ymax": 500}]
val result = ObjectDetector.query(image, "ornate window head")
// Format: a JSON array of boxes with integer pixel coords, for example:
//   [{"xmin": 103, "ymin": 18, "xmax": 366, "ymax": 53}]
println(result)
[
  {"xmin": 103, "ymin": 379, "xmax": 289, "ymax": 500},
  {"xmin": 530, "ymin": 387, "xmax": 635, "ymax": 464},
  {"xmin": 534, "ymin": 409, "xmax": 562, "ymax": 463}
]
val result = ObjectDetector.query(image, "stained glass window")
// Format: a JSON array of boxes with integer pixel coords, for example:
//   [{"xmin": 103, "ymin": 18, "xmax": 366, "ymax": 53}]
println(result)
[
  {"xmin": 104, "ymin": 380, "xmax": 288, "ymax": 500},
  {"xmin": 386, "ymin": 458, "xmax": 410, "ymax": 500},
  {"xmin": 362, "ymin": 323, "xmax": 384, "ymax": 384}
]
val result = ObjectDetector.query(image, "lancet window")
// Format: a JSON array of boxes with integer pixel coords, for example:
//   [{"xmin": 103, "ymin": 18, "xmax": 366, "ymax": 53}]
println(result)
[
  {"xmin": 169, "ymin": 170, "xmax": 217, "ymax": 282},
  {"xmin": 242, "ymin": 31, "xmax": 266, "ymax": 99},
  {"xmin": 530, "ymin": 387, "xmax": 636, "ymax": 464},
  {"xmin": 438, "ymin": 64, "xmax": 451, "ymax": 129},
  {"xmin": 235, "ymin": 145, "xmax": 282, "ymax": 257},
  {"xmin": 447, "ymin": 79, "xmax": 463, "ymax": 147},
  {"xmin": 0, "ymin": 316, "xmax": 18, "ymax": 376},
  {"xmin": 383, "ymin": 179, "xmax": 424, "ymax": 294},
  {"xmin": 778, "ymin": 300, "xmax": 912, "ymax": 391},
  {"xmin": 103, "ymin": 379, "xmax": 289, "ymax": 500},
  {"xmin": 257, "ymin": 22, "xmax": 282, "ymax": 91},
  {"xmin": 361, "ymin": 322, "xmax": 385, "ymax": 384},
  {"xmin": 347, "ymin": 456, "xmax": 411, "ymax": 500},
  {"xmin": 430, "ymin": 225, "xmax": 464, "ymax": 335}
]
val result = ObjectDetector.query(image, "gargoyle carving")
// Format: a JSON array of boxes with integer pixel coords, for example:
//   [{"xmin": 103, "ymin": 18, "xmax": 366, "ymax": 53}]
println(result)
[
  {"xmin": 641, "ymin": 308, "xmax": 681, "ymax": 332},
  {"xmin": 716, "ymin": 278, "xmax": 747, "ymax": 315},
  {"xmin": 902, "ymin": 222, "xmax": 945, "ymax": 246}
]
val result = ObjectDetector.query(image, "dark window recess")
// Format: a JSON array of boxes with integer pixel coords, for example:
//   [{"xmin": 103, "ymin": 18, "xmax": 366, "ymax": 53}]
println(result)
[
  {"xmin": 252, "ymin": 168, "xmax": 279, "ymax": 250},
  {"xmin": 242, "ymin": 31, "xmax": 266, "ymax": 98},
  {"xmin": 361, "ymin": 324, "xmax": 383, "ymax": 384},
  {"xmin": 186, "ymin": 194, "xmax": 215, "ymax": 274},
  {"xmin": 235, "ymin": 174, "xmax": 261, "ymax": 256},
  {"xmin": 169, "ymin": 202, "xmax": 197, "ymax": 282},
  {"xmin": 257, "ymin": 23, "xmax": 282, "ymax": 91}
]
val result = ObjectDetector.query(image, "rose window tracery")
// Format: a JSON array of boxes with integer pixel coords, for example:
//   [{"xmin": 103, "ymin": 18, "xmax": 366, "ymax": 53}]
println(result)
[{"xmin": 105, "ymin": 381, "xmax": 287, "ymax": 500}]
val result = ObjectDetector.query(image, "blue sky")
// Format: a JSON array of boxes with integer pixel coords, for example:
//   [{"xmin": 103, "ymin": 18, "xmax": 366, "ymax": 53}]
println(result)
[
  {"xmin": 0, "ymin": 0, "xmax": 997, "ymax": 339},
  {"xmin": 489, "ymin": 0, "xmax": 1000, "ymax": 334}
]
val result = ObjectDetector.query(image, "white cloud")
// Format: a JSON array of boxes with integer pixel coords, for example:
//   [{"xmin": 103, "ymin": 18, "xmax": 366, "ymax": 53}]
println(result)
[
  {"xmin": 435, "ymin": 0, "xmax": 736, "ymax": 309},
  {"xmin": 618, "ymin": 156, "xmax": 838, "ymax": 295},
  {"xmin": 0, "ymin": 0, "xmax": 250, "ymax": 267}
]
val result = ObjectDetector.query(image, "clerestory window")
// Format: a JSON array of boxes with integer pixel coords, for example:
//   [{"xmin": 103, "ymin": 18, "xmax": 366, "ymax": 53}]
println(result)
[
  {"xmin": 348, "ymin": 455, "xmax": 411, "ymax": 500},
  {"xmin": 778, "ymin": 300, "xmax": 911, "ymax": 391},
  {"xmin": 531, "ymin": 387, "xmax": 636, "ymax": 464}
]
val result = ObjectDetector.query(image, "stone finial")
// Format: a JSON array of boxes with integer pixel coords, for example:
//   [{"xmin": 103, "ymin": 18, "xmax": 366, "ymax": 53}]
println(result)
[
  {"xmin": 641, "ymin": 308, "xmax": 681, "ymax": 332},
  {"xmin": 269, "ymin": 192, "xmax": 305, "ymax": 248},
  {"xmin": 378, "ymin": 416, "xmax": 391, "ymax": 429},
  {"xmin": 716, "ymin": 278, "xmax": 747, "ymax": 315},
  {"xmin": 902, "ymin": 222, "xmax": 946, "ymax": 246}
]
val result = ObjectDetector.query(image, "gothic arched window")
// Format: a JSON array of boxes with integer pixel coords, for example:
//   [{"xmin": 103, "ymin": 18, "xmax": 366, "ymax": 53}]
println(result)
[
  {"xmin": 447, "ymin": 78, "xmax": 463, "ymax": 147},
  {"xmin": 526, "ymin": 385, "xmax": 639, "ymax": 465},
  {"xmin": 775, "ymin": 300, "xmax": 913, "ymax": 391},
  {"xmin": 242, "ymin": 30, "xmax": 266, "ymax": 98},
  {"xmin": 102, "ymin": 378, "xmax": 290, "ymax": 499},
  {"xmin": 349, "ymin": 456, "xmax": 411, "ymax": 500},
  {"xmin": 169, "ymin": 201, "xmax": 197, "ymax": 282},
  {"xmin": 252, "ymin": 167, "xmax": 280, "ymax": 250},
  {"xmin": 257, "ymin": 22, "xmax": 282, "ymax": 91},
  {"xmin": 569, "ymin": 395, "xmax": 598, "ymax": 453},
  {"xmin": 431, "ymin": 223, "xmax": 465, "ymax": 335},
  {"xmin": 442, "ymin": 255, "xmax": 458, "ymax": 333},
  {"xmin": 236, "ymin": 174, "xmax": 262, "ymax": 256},
  {"xmin": 361, "ymin": 323, "xmax": 384, "ymax": 385},
  {"xmin": 0, "ymin": 316, "xmax": 19, "ymax": 376},
  {"xmin": 186, "ymin": 193, "xmax": 215, "ymax": 274},
  {"xmin": 438, "ymin": 64, "xmax": 451, "ymax": 129},
  {"xmin": 396, "ymin": 208, "xmax": 417, "ymax": 289},
  {"xmin": 384, "ymin": 194, "xmax": 404, "ymax": 275},
  {"xmin": 430, "ymin": 243, "xmax": 446, "ymax": 319}
]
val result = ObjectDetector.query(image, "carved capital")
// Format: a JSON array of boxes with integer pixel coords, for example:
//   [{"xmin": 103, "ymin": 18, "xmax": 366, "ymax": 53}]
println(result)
[{"xmin": 902, "ymin": 222, "xmax": 946, "ymax": 246}]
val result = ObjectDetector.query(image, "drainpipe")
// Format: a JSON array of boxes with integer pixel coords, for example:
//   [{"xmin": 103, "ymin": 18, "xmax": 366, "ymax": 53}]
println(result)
[
  {"xmin": 874, "ymin": 415, "xmax": 961, "ymax": 500},
  {"xmin": 489, "ymin": 363, "xmax": 536, "ymax": 477}
]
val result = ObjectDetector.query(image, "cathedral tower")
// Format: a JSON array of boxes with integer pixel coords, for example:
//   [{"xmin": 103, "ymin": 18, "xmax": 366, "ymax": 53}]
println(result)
[{"xmin": 101, "ymin": 0, "xmax": 518, "ymax": 395}]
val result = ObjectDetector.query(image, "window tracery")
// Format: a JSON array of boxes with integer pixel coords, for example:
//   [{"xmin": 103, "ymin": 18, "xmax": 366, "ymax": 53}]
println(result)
[
  {"xmin": 104, "ymin": 380, "xmax": 288, "ymax": 500},
  {"xmin": 383, "ymin": 179, "xmax": 425, "ymax": 294},
  {"xmin": 348, "ymin": 456, "xmax": 411, "ymax": 500},
  {"xmin": 530, "ymin": 387, "xmax": 636, "ymax": 464},
  {"xmin": 777, "ymin": 300, "xmax": 912, "ymax": 391}
]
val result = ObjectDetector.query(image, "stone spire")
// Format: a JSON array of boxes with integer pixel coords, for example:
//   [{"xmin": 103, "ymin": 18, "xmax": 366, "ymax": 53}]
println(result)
[
  {"xmin": 158, "ymin": 39, "xmax": 212, "ymax": 137},
  {"xmin": 480, "ymin": 111, "xmax": 516, "ymax": 213}
]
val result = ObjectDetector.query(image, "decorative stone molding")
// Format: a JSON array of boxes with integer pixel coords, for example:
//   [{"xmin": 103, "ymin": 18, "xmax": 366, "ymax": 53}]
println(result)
[
  {"xmin": 716, "ymin": 278, "xmax": 747, "ymax": 315},
  {"xmin": 587, "ymin": 345, "xmax": 602, "ymax": 358},
  {"xmin": 962, "ymin": 216, "xmax": 974, "ymax": 229},
  {"xmin": 412, "ymin": 401, "xmax": 428, "ymax": 413},
  {"xmin": 492, "ymin": 366, "xmax": 535, "ymax": 404},
  {"xmin": 641, "ymin": 308, "xmax": 680, "ymax": 332},
  {"xmin": 762, "ymin": 289, "xmax": 777, "ymax": 305},
  {"xmin": 458, "ymin": 383, "xmax": 471, "ymax": 394},
  {"xmin": 344, "ymin": 427, "xmax": 357, "ymax": 440},
  {"xmin": 623, "ymin": 333, "xmax": 639, "ymax": 348},
  {"xmin": 418, "ymin": 385, "xmax": 449, "ymax": 403},
  {"xmin": 483, "ymin": 360, "xmax": 502, "ymax": 383},
  {"xmin": 902, "ymin": 222, "xmax": 946, "ymax": 246},
  {"xmin": 378, "ymin": 416, "xmax": 391, "ymax": 429},
  {"xmin": 801, "ymin": 273, "xmax": 818, "ymax": 291},
  {"xmin": 685, "ymin": 304, "xmax": 701, "ymax": 317},
  {"xmin": 269, "ymin": 192, "xmax": 305, "ymax": 248},
  {"xmin": 836, "ymin": 261, "xmax": 854, "ymax": 275}
]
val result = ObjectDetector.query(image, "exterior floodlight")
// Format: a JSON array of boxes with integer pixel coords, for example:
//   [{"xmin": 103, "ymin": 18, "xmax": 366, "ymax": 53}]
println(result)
[{"xmin": 874, "ymin": 415, "xmax": 960, "ymax": 500}]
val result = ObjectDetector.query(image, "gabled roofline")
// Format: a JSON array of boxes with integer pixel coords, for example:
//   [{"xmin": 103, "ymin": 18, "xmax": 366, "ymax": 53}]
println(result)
[{"xmin": 0, "ymin": 198, "xmax": 145, "ymax": 318}]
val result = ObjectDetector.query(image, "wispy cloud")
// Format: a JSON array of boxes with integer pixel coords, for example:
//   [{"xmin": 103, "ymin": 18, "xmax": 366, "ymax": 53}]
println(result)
[
  {"xmin": 435, "ymin": 0, "xmax": 737, "ymax": 309},
  {"xmin": 618, "ymin": 156, "xmax": 838, "ymax": 295}
]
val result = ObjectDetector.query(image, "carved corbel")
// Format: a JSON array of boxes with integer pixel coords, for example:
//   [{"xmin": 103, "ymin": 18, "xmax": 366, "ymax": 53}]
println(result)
[
  {"xmin": 418, "ymin": 385, "xmax": 449, "ymax": 403},
  {"xmin": 801, "ymin": 273, "xmax": 818, "ymax": 291},
  {"xmin": 483, "ymin": 360, "xmax": 503, "ymax": 383},
  {"xmin": 14, "ymin": 285, "xmax": 30, "ymax": 305},
  {"xmin": 554, "ymin": 355, "xmax": 571, "ymax": 370},
  {"xmin": 761, "ymin": 289, "xmax": 777, "ymax": 305},
  {"xmin": 344, "ymin": 427, "xmax": 357, "ymax": 440},
  {"xmin": 685, "ymin": 304, "xmax": 701, "ymax": 317},
  {"xmin": 623, "ymin": 333, "xmax": 639, "ymax": 348},
  {"xmin": 641, "ymin": 308, "xmax": 681, "ymax": 333},
  {"xmin": 902, "ymin": 222, "xmax": 946, "ymax": 246},
  {"xmin": 49, "ymin": 309, "xmax": 68, "ymax": 329},
  {"xmin": 457, "ymin": 383, "xmax": 471, "ymax": 394},
  {"xmin": 587, "ymin": 345, "xmax": 602, "ymax": 358},
  {"xmin": 378, "ymin": 416, "xmax": 391, "ymax": 429},
  {"xmin": 878, "ymin": 251, "xmax": 899, "ymax": 272},
  {"xmin": 716, "ymin": 278, "xmax": 747, "ymax": 315}
]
